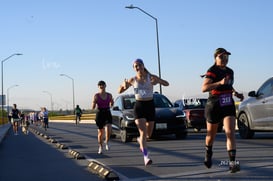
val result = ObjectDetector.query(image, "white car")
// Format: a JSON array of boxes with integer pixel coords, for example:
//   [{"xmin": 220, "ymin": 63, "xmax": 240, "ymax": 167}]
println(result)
[{"xmin": 237, "ymin": 77, "xmax": 273, "ymax": 138}]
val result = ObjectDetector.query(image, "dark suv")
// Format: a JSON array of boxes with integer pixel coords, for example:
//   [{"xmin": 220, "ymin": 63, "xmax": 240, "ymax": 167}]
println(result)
[{"xmin": 111, "ymin": 93, "xmax": 188, "ymax": 142}]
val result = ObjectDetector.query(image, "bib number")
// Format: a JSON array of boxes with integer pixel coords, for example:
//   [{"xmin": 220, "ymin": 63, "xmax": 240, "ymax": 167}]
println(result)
[{"xmin": 219, "ymin": 94, "xmax": 232, "ymax": 107}]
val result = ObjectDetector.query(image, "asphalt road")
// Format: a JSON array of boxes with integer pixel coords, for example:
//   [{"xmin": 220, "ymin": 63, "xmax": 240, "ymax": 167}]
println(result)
[
  {"xmin": 1, "ymin": 121, "xmax": 273, "ymax": 181},
  {"xmin": 0, "ymin": 123, "xmax": 103, "ymax": 181}
]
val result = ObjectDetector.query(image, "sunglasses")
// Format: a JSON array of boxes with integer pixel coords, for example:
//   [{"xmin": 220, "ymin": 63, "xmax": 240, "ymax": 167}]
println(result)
[
  {"xmin": 218, "ymin": 54, "xmax": 229, "ymax": 60},
  {"xmin": 134, "ymin": 63, "xmax": 143, "ymax": 68}
]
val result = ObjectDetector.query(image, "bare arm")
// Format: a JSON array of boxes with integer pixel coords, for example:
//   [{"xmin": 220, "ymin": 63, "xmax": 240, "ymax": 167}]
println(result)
[
  {"xmin": 118, "ymin": 77, "xmax": 133, "ymax": 94},
  {"xmin": 201, "ymin": 77, "xmax": 227, "ymax": 92},
  {"xmin": 109, "ymin": 93, "xmax": 114, "ymax": 107},
  {"xmin": 232, "ymin": 88, "xmax": 244, "ymax": 101},
  {"xmin": 202, "ymin": 77, "xmax": 244, "ymax": 101},
  {"xmin": 91, "ymin": 94, "xmax": 97, "ymax": 109},
  {"xmin": 150, "ymin": 74, "xmax": 169, "ymax": 86}
]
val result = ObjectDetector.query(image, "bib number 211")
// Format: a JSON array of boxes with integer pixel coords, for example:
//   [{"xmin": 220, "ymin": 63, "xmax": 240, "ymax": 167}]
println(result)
[{"xmin": 219, "ymin": 94, "xmax": 232, "ymax": 107}]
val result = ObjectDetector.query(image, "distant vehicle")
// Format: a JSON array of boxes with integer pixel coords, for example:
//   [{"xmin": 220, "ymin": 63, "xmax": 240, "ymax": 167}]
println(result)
[
  {"xmin": 111, "ymin": 93, "xmax": 188, "ymax": 142},
  {"xmin": 174, "ymin": 98, "xmax": 207, "ymax": 132},
  {"xmin": 237, "ymin": 77, "xmax": 273, "ymax": 139}
]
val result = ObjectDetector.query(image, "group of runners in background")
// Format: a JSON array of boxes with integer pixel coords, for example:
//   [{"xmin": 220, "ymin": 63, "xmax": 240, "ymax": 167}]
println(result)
[{"xmin": 9, "ymin": 104, "xmax": 49, "ymax": 135}]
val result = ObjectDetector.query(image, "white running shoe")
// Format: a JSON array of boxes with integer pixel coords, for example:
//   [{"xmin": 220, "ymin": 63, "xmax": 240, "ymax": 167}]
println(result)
[
  {"xmin": 105, "ymin": 143, "xmax": 110, "ymax": 151},
  {"xmin": 98, "ymin": 146, "xmax": 102, "ymax": 154},
  {"xmin": 144, "ymin": 157, "xmax": 152, "ymax": 166},
  {"xmin": 137, "ymin": 137, "xmax": 140, "ymax": 144}
]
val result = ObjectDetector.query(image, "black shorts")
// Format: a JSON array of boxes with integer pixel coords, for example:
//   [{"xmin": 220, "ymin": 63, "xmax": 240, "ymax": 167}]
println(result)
[
  {"xmin": 43, "ymin": 118, "xmax": 49, "ymax": 124},
  {"xmin": 95, "ymin": 108, "xmax": 112, "ymax": 129},
  {"xmin": 134, "ymin": 100, "xmax": 155, "ymax": 122},
  {"xmin": 205, "ymin": 96, "xmax": 236, "ymax": 124}
]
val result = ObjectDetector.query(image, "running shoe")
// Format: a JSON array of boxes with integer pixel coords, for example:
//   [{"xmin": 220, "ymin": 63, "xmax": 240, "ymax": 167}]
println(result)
[
  {"xmin": 105, "ymin": 143, "xmax": 110, "ymax": 151},
  {"xmin": 144, "ymin": 157, "xmax": 152, "ymax": 166},
  {"xmin": 204, "ymin": 151, "xmax": 213, "ymax": 168},
  {"xmin": 137, "ymin": 137, "xmax": 140, "ymax": 144},
  {"xmin": 98, "ymin": 146, "xmax": 103, "ymax": 154},
  {"xmin": 229, "ymin": 161, "xmax": 240, "ymax": 173}
]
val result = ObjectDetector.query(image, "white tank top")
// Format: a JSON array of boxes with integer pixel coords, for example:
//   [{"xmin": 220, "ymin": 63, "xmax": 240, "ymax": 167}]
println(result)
[{"xmin": 133, "ymin": 74, "xmax": 153, "ymax": 100}]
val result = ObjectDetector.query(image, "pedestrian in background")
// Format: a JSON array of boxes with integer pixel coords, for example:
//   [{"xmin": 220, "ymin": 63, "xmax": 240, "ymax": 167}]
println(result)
[
  {"xmin": 201, "ymin": 48, "xmax": 244, "ymax": 173},
  {"xmin": 75, "ymin": 105, "xmax": 82, "ymax": 125},
  {"xmin": 118, "ymin": 58, "xmax": 169, "ymax": 166},
  {"xmin": 9, "ymin": 104, "xmax": 21, "ymax": 135},
  {"xmin": 39, "ymin": 107, "xmax": 49, "ymax": 131},
  {"xmin": 91, "ymin": 80, "xmax": 114, "ymax": 154}
]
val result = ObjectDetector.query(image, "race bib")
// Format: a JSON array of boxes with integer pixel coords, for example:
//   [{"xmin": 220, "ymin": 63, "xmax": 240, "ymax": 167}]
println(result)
[
  {"xmin": 134, "ymin": 88, "xmax": 146, "ymax": 96},
  {"xmin": 219, "ymin": 94, "xmax": 232, "ymax": 107}
]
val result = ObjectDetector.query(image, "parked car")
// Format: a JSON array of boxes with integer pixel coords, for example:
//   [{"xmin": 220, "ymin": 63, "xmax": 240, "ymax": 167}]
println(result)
[
  {"xmin": 111, "ymin": 92, "xmax": 188, "ymax": 142},
  {"xmin": 237, "ymin": 77, "xmax": 273, "ymax": 139},
  {"xmin": 174, "ymin": 98, "xmax": 207, "ymax": 132}
]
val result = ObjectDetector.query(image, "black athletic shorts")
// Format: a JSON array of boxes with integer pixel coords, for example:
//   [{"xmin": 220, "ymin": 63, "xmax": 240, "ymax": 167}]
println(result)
[
  {"xmin": 205, "ymin": 95, "xmax": 236, "ymax": 124},
  {"xmin": 134, "ymin": 100, "xmax": 155, "ymax": 122},
  {"xmin": 95, "ymin": 108, "xmax": 112, "ymax": 129}
]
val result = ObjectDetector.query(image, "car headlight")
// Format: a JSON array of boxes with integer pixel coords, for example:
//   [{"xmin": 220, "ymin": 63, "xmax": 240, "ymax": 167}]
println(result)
[
  {"xmin": 176, "ymin": 111, "xmax": 186, "ymax": 118},
  {"xmin": 125, "ymin": 114, "xmax": 135, "ymax": 121}
]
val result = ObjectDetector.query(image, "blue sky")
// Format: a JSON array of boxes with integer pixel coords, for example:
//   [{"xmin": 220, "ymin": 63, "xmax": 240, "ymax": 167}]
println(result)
[{"xmin": 1, "ymin": 0, "xmax": 273, "ymax": 110}]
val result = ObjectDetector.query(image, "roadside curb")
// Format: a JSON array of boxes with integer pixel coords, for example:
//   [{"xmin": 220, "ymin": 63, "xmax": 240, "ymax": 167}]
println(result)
[
  {"xmin": 29, "ymin": 126, "xmax": 120, "ymax": 180},
  {"xmin": 88, "ymin": 160, "xmax": 119, "ymax": 181},
  {"xmin": 68, "ymin": 149, "xmax": 85, "ymax": 159},
  {"xmin": 0, "ymin": 124, "xmax": 11, "ymax": 144}
]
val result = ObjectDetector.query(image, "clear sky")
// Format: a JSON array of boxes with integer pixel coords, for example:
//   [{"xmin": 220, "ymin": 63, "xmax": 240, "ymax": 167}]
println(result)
[{"xmin": 1, "ymin": 0, "xmax": 273, "ymax": 111}]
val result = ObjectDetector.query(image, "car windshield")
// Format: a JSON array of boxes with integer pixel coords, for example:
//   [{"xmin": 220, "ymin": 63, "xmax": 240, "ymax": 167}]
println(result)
[
  {"xmin": 154, "ymin": 95, "xmax": 173, "ymax": 108},
  {"xmin": 183, "ymin": 98, "xmax": 207, "ymax": 109},
  {"xmin": 123, "ymin": 97, "xmax": 136, "ymax": 109}
]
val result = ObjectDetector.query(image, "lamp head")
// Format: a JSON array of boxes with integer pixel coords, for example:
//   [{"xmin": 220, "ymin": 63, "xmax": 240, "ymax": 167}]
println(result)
[
  {"xmin": 15, "ymin": 53, "xmax": 23, "ymax": 56},
  {"xmin": 125, "ymin": 4, "xmax": 136, "ymax": 9}
]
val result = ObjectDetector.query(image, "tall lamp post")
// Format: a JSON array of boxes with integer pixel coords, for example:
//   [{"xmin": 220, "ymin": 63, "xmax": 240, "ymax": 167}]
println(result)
[
  {"xmin": 1, "ymin": 53, "xmax": 22, "ymax": 125},
  {"xmin": 60, "ymin": 74, "xmax": 75, "ymax": 112},
  {"xmin": 125, "ymin": 4, "xmax": 162, "ymax": 94},
  {"xmin": 7, "ymin": 84, "xmax": 19, "ymax": 115},
  {"xmin": 42, "ymin": 91, "xmax": 53, "ymax": 112}
]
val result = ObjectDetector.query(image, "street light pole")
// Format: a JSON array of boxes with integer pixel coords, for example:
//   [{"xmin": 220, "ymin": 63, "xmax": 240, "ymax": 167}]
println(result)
[
  {"xmin": 7, "ymin": 84, "xmax": 19, "ymax": 115},
  {"xmin": 42, "ymin": 91, "xmax": 53, "ymax": 112},
  {"xmin": 125, "ymin": 4, "xmax": 162, "ymax": 94},
  {"xmin": 60, "ymin": 74, "xmax": 75, "ymax": 112},
  {"xmin": 1, "ymin": 53, "xmax": 22, "ymax": 125}
]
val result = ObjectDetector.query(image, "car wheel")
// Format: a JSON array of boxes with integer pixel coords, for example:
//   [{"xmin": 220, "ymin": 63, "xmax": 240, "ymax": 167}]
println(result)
[
  {"xmin": 237, "ymin": 112, "xmax": 254, "ymax": 139},
  {"xmin": 120, "ymin": 129, "xmax": 133, "ymax": 143}
]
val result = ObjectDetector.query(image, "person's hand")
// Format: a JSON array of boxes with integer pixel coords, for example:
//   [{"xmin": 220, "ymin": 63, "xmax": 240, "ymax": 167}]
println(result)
[
  {"xmin": 220, "ymin": 76, "xmax": 231, "ymax": 85},
  {"xmin": 218, "ymin": 77, "xmax": 228, "ymax": 85},
  {"xmin": 122, "ymin": 79, "xmax": 127, "ymax": 88},
  {"xmin": 234, "ymin": 92, "xmax": 244, "ymax": 101},
  {"xmin": 236, "ymin": 92, "xmax": 244, "ymax": 101}
]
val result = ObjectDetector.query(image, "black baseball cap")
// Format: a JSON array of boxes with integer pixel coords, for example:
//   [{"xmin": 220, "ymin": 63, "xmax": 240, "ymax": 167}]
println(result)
[{"xmin": 214, "ymin": 48, "xmax": 231, "ymax": 58}]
